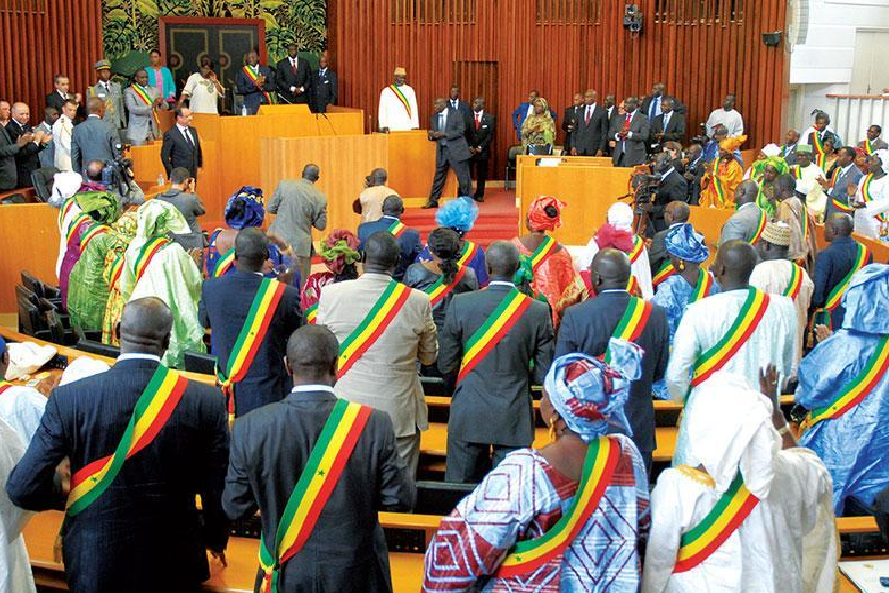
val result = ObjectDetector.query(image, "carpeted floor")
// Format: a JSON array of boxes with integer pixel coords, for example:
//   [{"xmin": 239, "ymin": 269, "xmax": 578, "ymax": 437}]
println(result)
[{"xmin": 401, "ymin": 189, "xmax": 519, "ymax": 247}]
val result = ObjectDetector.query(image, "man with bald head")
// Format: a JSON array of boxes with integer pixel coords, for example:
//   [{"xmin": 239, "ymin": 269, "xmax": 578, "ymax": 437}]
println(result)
[
  {"xmin": 5, "ymin": 102, "xmax": 50, "ymax": 188},
  {"xmin": 8, "ymin": 297, "xmax": 229, "ymax": 593},
  {"xmin": 355, "ymin": 167, "xmax": 400, "ymax": 223},
  {"xmin": 71, "ymin": 96, "xmax": 123, "ymax": 174},
  {"xmin": 357, "ymin": 194, "xmax": 421, "ymax": 281},
  {"xmin": 813, "ymin": 213, "xmax": 874, "ymax": 331},
  {"xmin": 438, "ymin": 241, "xmax": 553, "ymax": 482},
  {"xmin": 718, "ymin": 179, "xmax": 765, "ymax": 245},
  {"xmin": 649, "ymin": 200, "xmax": 691, "ymax": 276},
  {"xmin": 666, "ymin": 240, "xmax": 797, "ymax": 464},
  {"xmin": 781, "ymin": 128, "xmax": 801, "ymax": 165},
  {"xmin": 223, "ymin": 324, "xmax": 414, "ymax": 591},
  {"xmin": 557, "ymin": 248, "xmax": 669, "ymax": 469}
]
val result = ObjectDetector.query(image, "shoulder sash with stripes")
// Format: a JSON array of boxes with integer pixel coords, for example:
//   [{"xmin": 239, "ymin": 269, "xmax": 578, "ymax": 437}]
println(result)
[
  {"xmin": 748, "ymin": 208, "xmax": 767, "ymax": 244},
  {"xmin": 783, "ymin": 263, "xmax": 804, "ymax": 299},
  {"xmin": 131, "ymin": 84, "xmax": 160, "ymax": 126},
  {"xmin": 217, "ymin": 278, "xmax": 288, "ymax": 413},
  {"xmin": 304, "ymin": 302, "xmax": 318, "ymax": 324},
  {"xmin": 79, "ymin": 223, "xmax": 109, "ymax": 252},
  {"xmin": 861, "ymin": 174, "xmax": 888, "ymax": 223},
  {"xmin": 792, "ymin": 165, "xmax": 802, "ymax": 180},
  {"xmin": 58, "ymin": 198, "xmax": 78, "ymax": 229},
  {"xmin": 628, "ymin": 235, "xmax": 644, "ymax": 263},
  {"xmin": 653, "ymin": 262, "xmax": 677, "ymax": 288},
  {"xmin": 337, "ymin": 281, "xmax": 412, "ymax": 378},
  {"xmin": 107, "ymin": 252, "xmax": 126, "ymax": 288},
  {"xmin": 811, "ymin": 130, "xmax": 825, "ymax": 157},
  {"xmin": 387, "ymin": 85, "xmax": 412, "ymax": 117},
  {"xmin": 673, "ymin": 473, "xmax": 759, "ymax": 573},
  {"xmin": 65, "ymin": 213, "xmax": 92, "ymax": 245},
  {"xmin": 530, "ymin": 234, "xmax": 557, "ymax": 275},
  {"xmin": 823, "ymin": 242, "xmax": 869, "ymax": 312},
  {"xmin": 426, "ymin": 266, "xmax": 468, "ymax": 307},
  {"xmin": 712, "ymin": 175, "xmax": 727, "ymax": 206},
  {"xmin": 242, "ymin": 65, "xmax": 272, "ymax": 104},
  {"xmin": 495, "ymin": 436, "xmax": 620, "ymax": 577},
  {"xmin": 457, "ymin": 240, "xmax": 480, "ymax": 267},
  {"xmin": 865, "ymin": 139, "xmax": 876, "ymax": 155},
  {"xmin": 691, "ymin": 288, "xmax": 770, "ymax": 388},
  {"xmin": 801, "ymin": 335, "xmax": 889, "ymax": 432},
  {"xmin": 386, "ymin": 219, "xmax": 406, "ymax": 238},
  {"xmin": 0, "ymin": 382, "xmax": 13, "ymax": 396},
  {"xmin": 133, "ymin": 237, "xmax": 170, "ymax": 285},
  {"xmin": 626, "ymin": 274, "xmax": 641, "ymax": 296},
  {"xmin": 689, "ymin": 268, "xmax": 715, "ymax": 303},
  {"xmin": 212, "ymin": 246, "xmax": 236, "ymax": 278},
  {"xmin": 67, "ymin": 365, "xmax": 188, "ymax": 516},
  {"xmin": 458, "ymin": 287, "xmax": 531, "ymax": 383},
  {"xmin": 603, "ymin": 297, "xmax": 652, "ymax": 364},
  {"xmin": 258, "ymin": 398, "xmax": 371, "ymax": 593}
]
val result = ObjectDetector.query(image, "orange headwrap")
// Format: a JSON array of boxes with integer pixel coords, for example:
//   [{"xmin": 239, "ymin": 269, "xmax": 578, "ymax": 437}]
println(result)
[
  {"xmin": 719, "ymin": 134, "xmax": 747, "ymax": 153},
  {"xmin": 527, "ymin": 195, "xmax": 565, "ymax": 232}
]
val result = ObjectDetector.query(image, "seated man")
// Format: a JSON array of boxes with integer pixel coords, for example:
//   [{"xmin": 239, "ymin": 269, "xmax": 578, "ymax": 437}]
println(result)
[
  {"xmin": 797, "ymin": 264, "xmax": 889, "ymax": 515},
  {"xmin": 357, "ymin": 195, "xmax": 421, "ymax": 282},
  {"xmin": 353, "ymin": 167, "xmax": 399, "ymax": 223},
  {"xmin": 222, "ymin": 324, "xmax": 414, "ymax": 592},
  {"xmin": 643, "ymin": 371, "xmax": 837, "ymax": 592},
  {"xmin": 649, "ymin": 200, "xmax": 690, "ymax": 279},
  {"xmin": 0, "ymin": 335, "xmax": 46, "ymax": 445},
  {"xmin": 155, "ymin": 166, "xmax": 206, "ymax": 251}
]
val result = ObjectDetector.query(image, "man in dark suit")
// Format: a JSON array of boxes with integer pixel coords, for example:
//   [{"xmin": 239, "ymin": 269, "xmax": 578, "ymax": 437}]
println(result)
[
  {"xmin": 683, "ymin": 143, "xmax": 706, "ymax": 204},
  {"xmin": 161, "ymin": 107, "xmax": 202, "ymax": 181},
  {"xmin": 235, "ymin": 50, "xmax": 275, "ymax": 115},
  {"xmin": 447, "ymin": 85, "xmax": 472, "ymax": 118},
  {"xmin": 71, "ymin": 97, "xmax": 122, "ymax": 174},
  {"xmin": 511, "ymin": 90, "xmax": 539, "ymax": 142},
  {"xmin": 309, "ymin": 52, "xmax": 337, "ymax": 113},
  {"xmin": 820, "ymin": 146, "xmax": 862, "ymax": 215},
  {"xmin": 465, "ymin": 97, "xmax": 494, "ymax": 201},
  {"xmin": 0, "ymin": 121, "xmax": 31, "ymax": 191},
  {"xmin": 556, "ymin": 249, "xmax": 669, "ymax": 470},
  {"xmin": 561, "ymin": 92, "xmax": 583, "ymax": 153},
  {"xmin": 651, "ymin": 97, "xmax": 686, "ymax": 150},
  {"xmin": 438, "ymin": 241, "xmax": 554, "ymax": 483},
  {"xmin": 610, "ymin": 96, "xmax": 650, "ymax": 167},
  {"xmin": 572, "ymin": 89, "xmax": 609, "ymax": 156},
  {"xmin": 652, "ymin": 152, "xmax": 689, "ymax": 232},
  {"xmin": 423, "ymin": 98, "xmax": 472, "ymax": 209},
  {"xmin": 199, "ymin": 229, "xmax": 302, "ymax": 417},
  {"xmin": 649, "ymin": 200, "xmax": 690, "ymax": 275},
  {"xmin": 814, "ymin": 213, "xmax": 874, "ymax": 331},
  {"xmin": 7, "ymin": 297, "xmax": 229, "ymax": 593},
  {"xmin": 275, "ymin": 43, "xmax": 312, "ymax": 105},
  {"xmin": 641, "ymin": 82, "xmax": 685, "ymax": 120},
  {"xmin": 357, "ymin": 196, "xmax": 421, "ymax": 282},
  {"xmin": 222, "ymin": 324, "xmax": 414, "ymax": 592},
  {"xmin": 45, "ymin": 74, "xmax": 81, "ymax": 113},
  {"xmin": 5, "ymin": 102, "xmax": 49, "ymax": 188},
  {"xmin": 781, "ymin": 129, "xmax": 800, "ymax": 166}
]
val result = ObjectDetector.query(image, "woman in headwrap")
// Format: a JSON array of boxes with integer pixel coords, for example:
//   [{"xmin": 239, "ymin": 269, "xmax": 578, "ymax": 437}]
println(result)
[
  {"xmin": 578, "ymin": 202, "xmax": 653, "ymax": 299},
  {"xmin": 643, "ymin": 371, "xmax": 837, "ymax": 593},
  {"xmin": 651, "ymin": 224, "xmax": 720, "ymax": 399},
  {"xmin": 755, "ymin": 158, "xmax": 790, "ymax": 216},
  {"xmin": 700, "ymin": 135, "xmax": 746, "ymax": 209},
  {"xmin": 205, "ymin": 186, "xmax": 291, "ymax": 278},
  {"xmin": 520, "ymin": 97, "xmax": 555, "ymax": 151},
  {"xmin": 512, "ymin": 196, "xmax": 585, "ymax": 327},
  {"xmin": 423, "ymin": 342, "xmax": 651, "ymax": 593},
  {"xmin": 417, "ymin": 197, "xmax": 487, "ymax": 285},
  {"xmin": 58, "ymin": 190, "xmax": 122, "ymax": 308},
  {"xmin": 118, "ymin": 200, "xmax": 205, "ymax": 367},
  {"xmin": 300, "ymin": 229, "xmax": 361, "ymax": 319}
]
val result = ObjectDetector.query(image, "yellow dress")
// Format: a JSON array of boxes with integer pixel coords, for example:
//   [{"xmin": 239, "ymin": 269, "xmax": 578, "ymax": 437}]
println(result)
[{"xmin": 700, "ymin": 158, "xmax": 743, "ymax": 210}]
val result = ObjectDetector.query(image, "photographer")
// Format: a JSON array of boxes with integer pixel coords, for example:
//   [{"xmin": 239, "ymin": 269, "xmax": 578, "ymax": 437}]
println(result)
[
  {"xmin": 156, "ymin": 167, "xmax": 206, "ymax": 251},
  {"xmin": 84, "ymin": 159, "xmax": 145, "ymax": 208}
]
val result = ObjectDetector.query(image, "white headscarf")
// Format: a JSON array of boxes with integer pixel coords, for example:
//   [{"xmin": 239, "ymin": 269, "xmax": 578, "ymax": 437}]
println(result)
[
  {"xmin": 607, "ymin": 202, "xmax": 634, "ymax": 232},
  {"xmin": 685, "ymin": 372, "xmax": 780, "ymax": 499},
  {"xmin": 761, "ymin": 143, "xmax": 781, "ymax": 158}
]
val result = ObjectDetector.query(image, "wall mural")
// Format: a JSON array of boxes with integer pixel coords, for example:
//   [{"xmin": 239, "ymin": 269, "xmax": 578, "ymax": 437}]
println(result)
[{"xmin": 102, "ymin": 0, "xmax": 327, "ymax": 63}]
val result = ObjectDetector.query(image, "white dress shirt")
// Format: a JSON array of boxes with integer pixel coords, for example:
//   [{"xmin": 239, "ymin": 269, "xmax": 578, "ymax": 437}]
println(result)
[{"xmin": 51, "ymin": 114, "xmax": 73, "ymax": 171}]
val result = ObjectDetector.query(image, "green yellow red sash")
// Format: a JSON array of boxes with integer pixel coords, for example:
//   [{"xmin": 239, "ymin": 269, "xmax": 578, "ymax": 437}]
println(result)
[
  {"xmin": 133, "ymin": 237, "xmax": 169, "ymax": 285},
  {"xmin": 689, "ymin": 268, "xmax": 715, "ymax": 303},
  {"xmin": 457, "ymin": 240, "xmax": 480, "ymax": 267},
  {"xmin": 388, "ymin": 85, "xmax": 412, "ymax": 117},
  {"xmin": 748, "ymin": 208, "xmax": 767, "ymax": 244},
  {"xmin": 861, "ymin": 174, "xmax": 888, "ymax": 223},
  {"xmin": 79, "ymin": 224, "xmax": 108, "ymax": 252},
  {"xmin": 495, "ymin": 436, "xmax": 619, "ymax": 577},
  {"xmin": 673, "ymin": 472, "xmax": 759, "ymax": 573},
  {"xmin": 458, "ymin": 288, "xmax": 531, "ymax": 383},
  {"xmin": 304, "ymin": 302, "xmax": 318, "ymax": 324},
  {"xmin": 337, "ymin": 281, "xmax": 412, "ymax": 378},
  {"xmin": 217, "ymin": 278, "xmax": 288, "ymax": 414},
  {"xmin": 258, "ymin": 398, "xmax": 371, "ymax": 593},
  {"xmin": 242, "ymin": 65, "xmax": 272, "ymax": 104},
  {"xmin": 652, "ymin": 262, "xmax": 677, "ymax": 288},
  {"xmin": 387, "ymin": 219, "xmax": 406, "ymax": 238},
  {"xmin": 832, "ymin": 197, "xmax": 854, "ymax": 213},
  {"xmin": 783, "ymin": 263, "xmax": 804, "ymax": 299},
  {"xmin": 801, "ymin": 336, "xmax": 889, "ymax": 432},
  {"xmin": 212, "ymin": 247, "xmax": 236, "ymax": 278},
  {"xmin": 812, "ymin": 130, "xmax": 825, "ymax": 159},
  {"xmin": 530, "ymin": 235, "xmax": 557, "ymax": 275},
  {"xmin": 0, "ymin": 382, "xmax": 13, "ymax": 397},
  {"xmin": 713, "ymin": 176, "xmax": 727, "ymax": 206},
  {"xmin": 131, "ymin": 84, "xmax": 160, "ymax": 127},
  {"xmin": 65, "ymin": 213, "xmax": 91, "ymax": 245},
  {"xmin": 628, "ymin": 235, "xmax": 644, "ymax": 263},
  {"xmin": 823, "ymin": 242, "xmax": 869, "ymax": 312},
  {"xmin": 792, "ymin": 166, "xmax": 802, "ymax": 180},
  {"xmin": 67, "ymin": 365, "xmax": 188, "ymax": 516},
  {"xmin": 865, "ymin": 139, "xmax": 876, "ymax": 155},
  {"xmin": 801, "ymin": 204, "xmax": 811, "ymax": 244},
  {"xmin": 107, "ymin": 252, "xmax": 125, "ymax": 288},
  {"xmin": 58, "ymin": 198, "xmax": 78, "ymax": 228},
  {"xmin": 626, "ymin": 275, "xmax": 640, "ymax": 296},
  {"xmin": 691, "ymin": 288, "xmax": 770, "ymax": 388},
  {"xmin": 603, "ymin": 297, "xmax": 651, "ymax": 364},
  {"xmin": 426, "ymin": 266, "xmax": 468, "ymax": 307}
]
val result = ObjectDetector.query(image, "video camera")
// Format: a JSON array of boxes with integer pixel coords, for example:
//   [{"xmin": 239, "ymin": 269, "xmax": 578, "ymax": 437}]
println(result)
[
  {"xmin": 690, "ymin": 123, "xmax": 709, "ymax": 147},
  {"xmin": 101, "ymin": 145, "xmax": 136, "ymax": 197}
]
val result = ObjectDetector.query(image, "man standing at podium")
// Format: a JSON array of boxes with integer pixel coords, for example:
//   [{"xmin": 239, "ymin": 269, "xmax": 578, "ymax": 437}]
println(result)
[
  {"xmin": 378, "ymin": 67, "xmax": 419, "ymax": 132},
  {"xmin": 424, "ymin": 98, "xmax": 472, "ymax": 209},
  {"xmin": 275, "ymin": 43, "xmax": 312, "ymax": 105}
]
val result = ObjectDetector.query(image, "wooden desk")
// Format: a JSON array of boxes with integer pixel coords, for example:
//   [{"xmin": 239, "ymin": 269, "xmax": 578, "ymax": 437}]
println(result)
[{"xmin": 386, "ymin": 131, "xmax": 458, "ymax": 199}]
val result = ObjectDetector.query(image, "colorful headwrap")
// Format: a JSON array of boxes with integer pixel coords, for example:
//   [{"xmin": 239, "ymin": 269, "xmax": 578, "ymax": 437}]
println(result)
[
  {"xmin": 543, "ymin": 340, "xmax": 643, "ymax": 442},
  {"xmin": 750, "ymin": 155, "xmax": 790, "ymax": 179},
  {"xmin": 842, "ymin": 264, "xmax": 889, "ymax": 334},
  {"xmin": 527, "ymin": 195, "xmax": 564, "ymax": 232},
  {"xmin": 719, "ymin": 135, "xmax": 747, "ymax": 153},
  {"xmin": 665, "ymin": 223, "xmax": 709, "ymax": 263},
  {"xmin": 225, "ymin": 186, "xmax": 265, "ymax": 230},
  {"xmin": 75, "ymin": 190, "xmax": 121, "ymax": 225},
  {"xmin": 435, "ymin": 196, "xmax": 479, "ymax": 234},
  {"xmin": 319, "ymin": 230, "xmax": 361, "ymax": 275}
]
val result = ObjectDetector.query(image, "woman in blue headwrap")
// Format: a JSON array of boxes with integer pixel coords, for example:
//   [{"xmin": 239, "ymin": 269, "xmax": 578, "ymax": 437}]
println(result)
[
  {"xmin": 651, "ymin": 223, "xmax": 721, "ymax": 399},
  {"xmin": 416, "ymin": 197, "xmax": 488, "ymax": 286},
  {"xmin": 423, "ymin": 341, "xmax": 651, "ymax": 592}
]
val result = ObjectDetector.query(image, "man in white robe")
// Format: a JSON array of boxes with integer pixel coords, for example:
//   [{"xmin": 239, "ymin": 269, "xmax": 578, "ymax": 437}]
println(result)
[
  {"xmin": 793, "ymin": 145, "xmax": 828, "ymax": 222},
  {"xmin": 377, "ymin": 67, "xmax": 419, "ymax": 132},
  {"xmin": 0, "ymin": 417, "xmax": 36, "ymax": 593},
  {"xmin": 643, "ymin": 371, "xmax": 837, "ymax": 593}
]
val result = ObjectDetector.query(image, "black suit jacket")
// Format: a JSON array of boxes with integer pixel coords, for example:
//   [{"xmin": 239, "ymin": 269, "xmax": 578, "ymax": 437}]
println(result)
[
  {"xmin": 275, "ymin": 56, "xmax": 312, "ymax": 104},
  {"xmin": 641, "ymin": 94, "xmax": 685, "ymax": 116},
  {"xmin": 199, "ymin": 270, "xmax": 302, "ymax": 416},
  {"xmin": 309, "ymin": 68, "xmax": 338, "ymax": 113},
  {"xmin": 652, "ymin": 170, "xmax": 690, "ymax": 232},
  {"xmin": 556, "ymin": 291, "xmax": 669, "ymax": 454},
  {"xmin": 574, "ymin": 103, "xmax": 609, "ymax": 156},
  {"xmin": 438, "ymin": 284, "xmax": 554, "ymax": 446},
  {"xmin": 609, "ymin": 111, "xmax": 650, "ymax": 166},
  {"xmin": 465, "ymin": 112, "xmax": 495, "ymax": 159},
  {"xmin": 235, "ymin": 65, "xmax": 275, "ymax": 112},
  {"xmin": 685, "ymin": 156, "xmax": 706, "ymax": 205},
  {"xmin": 5, "ymin": 120, "xmax": 44, "ymax": 188},
  {"xmin": 652, "ymin": 111, "xmax": 686, "ymax": 144},
  {"xmin": 357, "ymin": 215, "xmax": 421, "ymax": 281},
  {"xmin": 649, "ymin": 228, "xmax": 670, "ymax": 276},
  {"xmin": 160, "ymin": 125, "xmax": 202, "ymax": 179},
  {"xmin": 222, "ymin": 389, "xmax": 414, "ymax": 593},
  {"xmin": 562, "ymin": 105, "xmax": 583, "ymax": 150},
  {"xmin": 429, "ymin": 109, "xmax": 471, "ymax": 163},
  {"xmin": 6, "ymin": 359, "xmax": 229, "ymax": 593},
  {"xmin": 46, "ymin": 90, "xmax": 68, "ymax": 112},
  {"xmin": 0, "ymin": 124, "xmax": 21, "ymax": 190},
  {"xmin": 447, "ymin": 99, "xmax": 472, "ymax": 118}
]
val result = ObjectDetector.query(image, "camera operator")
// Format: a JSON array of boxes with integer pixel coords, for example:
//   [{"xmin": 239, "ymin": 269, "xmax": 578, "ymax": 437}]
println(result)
[
  {"xmin": 683, "ymin": 143, "xmax": 706, "ymax": 205},
  {"xmin": 651, "ymin": 152, "xmax": 689, "ymax": 232},
  {"xmin": 84, "ymin": 159, "xmax": 145, "ymax": 208}
]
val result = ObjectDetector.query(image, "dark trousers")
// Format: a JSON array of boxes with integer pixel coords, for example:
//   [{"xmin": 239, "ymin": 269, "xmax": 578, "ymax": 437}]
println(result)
[
  {"xmin": 429, "ymin": 148, "xmax": 471, "ymax": 203},
  {"xmin": 468, "ymin": 154, "xmax": 488, "ymax": 198},
  {"xmin": 445, "ymin": 439, "xmax": 522, "ymax": 484}
]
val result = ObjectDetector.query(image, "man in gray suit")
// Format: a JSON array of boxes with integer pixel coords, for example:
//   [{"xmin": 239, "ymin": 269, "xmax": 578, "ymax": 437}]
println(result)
[
  {"xmin": 155, "ymin": 167, "xmax": 205, "ymax": 250},
  {"xmin": 719, "ymin": 180, "xmax": 764, "ymax": 245},
  {"xmin": 820, "ymin": 145, "xmax": 863, "ymax": 216},
  {"xmin": 610, "ymin": 96, "xmax": 650, "ymax": 167},
  {"xmin": 423, "ymin": 98, "xmax": 472, "ymax": 209},
  {"xmin": 438, "ymin": 241, "xmax": 554, "ymax": 483},
  {"xmin": 87, "ymin": 59, "xmax": 126, "ymax": 132},
  {"xmin": 71, "ymin": 98, "xmax": 122, "ymax": 174},
  {"xmin": 268, "ymin": 164, "xmax": 328, "ymax": 290},
  {"xmin": 125, "ymin": 69, "xmax": 161, "ymax": 146},
  {"xmin": 35, "ymin": 107, "xmax": 59, "ymax": 168}
]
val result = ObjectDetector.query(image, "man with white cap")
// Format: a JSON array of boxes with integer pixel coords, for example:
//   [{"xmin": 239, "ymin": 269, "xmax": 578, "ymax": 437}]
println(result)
[
  {"xmin": 643, "ymin": 370, "xmax": 837, "ymax": 593},
  {"xmin": 791, "ymin": 144, "xmax": 828, "ymax": 222},
  {"xmin": 750, "ymin": 221, "xmax": 814, "ymax": 372},
  {"xmin": 377, "ymin": 67, "xmax": 419, "ymax": 132}
]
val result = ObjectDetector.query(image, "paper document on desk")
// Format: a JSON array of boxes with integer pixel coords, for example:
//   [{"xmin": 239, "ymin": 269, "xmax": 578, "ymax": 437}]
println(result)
[{"xmin": 839, "ymin": 560, "xmax": 889, "ymax": 592}]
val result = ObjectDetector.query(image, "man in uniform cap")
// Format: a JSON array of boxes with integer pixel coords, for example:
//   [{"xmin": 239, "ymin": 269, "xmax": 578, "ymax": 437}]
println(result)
[
  {"xmin": 86, "ymin": 59, "xmax": 126, "ymax": 131},
  {"xmin": 377, "ymin": 66, "xmax": 419, "ymax": 132}
]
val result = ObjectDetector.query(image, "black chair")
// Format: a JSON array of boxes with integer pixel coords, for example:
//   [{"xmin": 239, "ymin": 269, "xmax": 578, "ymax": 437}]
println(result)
[
  {"xmin": 184, "ymin": 351, "xmax": 217, "ymax": 375},
  {"xmin": 30, "ymin": 166, "xmax": 60, "ymax": 202},
  {"xmin": 414, "ymin": 481, "xmax": 476, "ymax": 515},
  {"xmin": 526, "ymin": 143, "xmax": 554, "ymax": 156},
  {"xmin": 21, "ymin": 271, "xmax": 62, "ymax": 304},
  {"xmin": 74, "ymin": 339, "xmax": 120, "ymax": 359},
  {"xmin": 44, "ymin": 306, "xmax": 77, "ymax": 345},
  {"xmin": 504, "ymin": 144, "xmax": 523, "ymax": 189},
  {"xmin": 17, "ymin": 295, "xmax": 50, "ymax": 341}
]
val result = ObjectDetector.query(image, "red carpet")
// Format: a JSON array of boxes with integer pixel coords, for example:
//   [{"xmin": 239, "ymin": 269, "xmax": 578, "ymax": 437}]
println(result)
[{"xmin": 401, "ymin": 189, "xmax": 519, "ymax": 247}]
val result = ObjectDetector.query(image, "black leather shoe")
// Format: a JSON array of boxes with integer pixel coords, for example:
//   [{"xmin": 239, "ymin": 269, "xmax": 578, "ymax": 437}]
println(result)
[
  {"xmin": 422, "ymin": 201, "xmax": 438, "ymax": 209},
  {"xmin": 475, "ymin": 195, "xmax": 485, "ymax": 202}
]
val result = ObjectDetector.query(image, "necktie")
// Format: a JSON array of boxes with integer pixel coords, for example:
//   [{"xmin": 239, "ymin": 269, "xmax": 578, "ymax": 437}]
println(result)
[
  {"xmin": 650, "ymin": 97, "xmax": 658, "ymax": 121},
  {"xmin": 183, "ymin": 128, "xmax": 193, "ymax": 145},
  {"xmin": 625, "ymin": 113, "xmax": 632, "ymax": 130},
  {"xmin": 452, "ymin": 101, "xmax": 457, "ymax": 109},
  {"xmin": 585, "ymin": 106, "xmax": 591, "ymax": 125},
  {"xmin": 291, "ymin": 58, "xmax": 296, "ymax": 74},
  {"xmin": 475, "ymin": 113, "xmax": 481, "ymax": 130},
  {"xmin": 438, "ymin": 113, "xmax": 444, "ymax": 131},
  {"xmin": 664, "ymin": 113, "xmax": 671, "ymax": 129}
]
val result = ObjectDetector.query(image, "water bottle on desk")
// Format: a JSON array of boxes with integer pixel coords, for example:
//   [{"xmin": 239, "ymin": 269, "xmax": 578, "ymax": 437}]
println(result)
[{"xmin": 157, "ymin": 173, "xmax": 165, "ymax": 188}]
